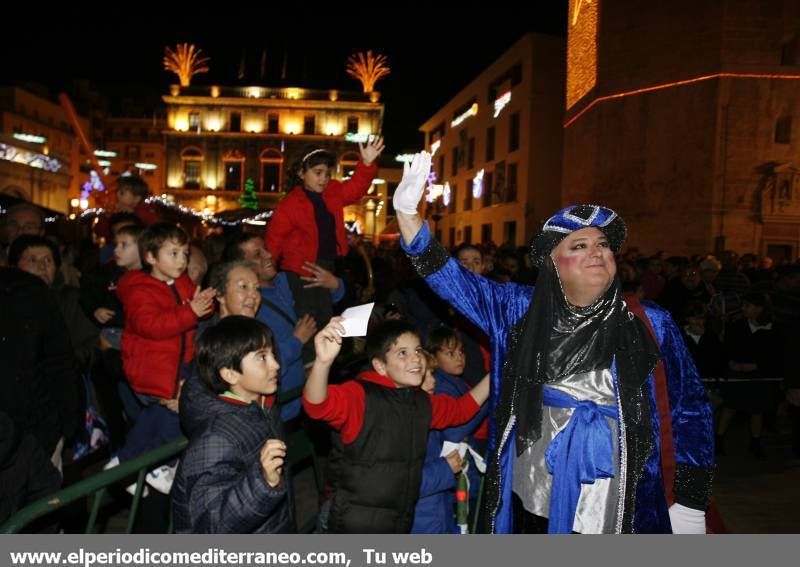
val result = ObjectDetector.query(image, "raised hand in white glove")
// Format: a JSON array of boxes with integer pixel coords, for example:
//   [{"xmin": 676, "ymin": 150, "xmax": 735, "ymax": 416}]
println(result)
[
  {"xmin": 669, "ymin": 503, "xmax": 706, "ymax": 534},
  {"xmin": 392, "ymin": 151, "xmax": 432, "ymax": 215}
]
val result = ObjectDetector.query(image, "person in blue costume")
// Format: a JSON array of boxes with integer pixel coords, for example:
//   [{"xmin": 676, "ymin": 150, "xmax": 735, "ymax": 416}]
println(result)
[{"xmin": 393, "ymin": 153, "xmax": 714, "ymax": 534}]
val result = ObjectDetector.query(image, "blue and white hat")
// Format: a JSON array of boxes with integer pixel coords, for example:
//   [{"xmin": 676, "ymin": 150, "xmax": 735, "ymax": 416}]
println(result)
[{"xmin": 530, "ymin": 204, "xmax": 626, "ymax": 266}]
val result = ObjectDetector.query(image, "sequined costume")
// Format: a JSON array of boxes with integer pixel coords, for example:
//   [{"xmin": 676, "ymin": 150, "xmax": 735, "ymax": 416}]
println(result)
[{"xmin": 401, "ymin": 222, "xmax": 714, "ymax": 533}]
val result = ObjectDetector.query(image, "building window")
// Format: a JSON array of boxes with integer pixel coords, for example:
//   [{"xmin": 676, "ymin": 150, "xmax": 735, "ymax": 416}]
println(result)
[
  {"xmin": 506, "ymin": 163, "xmax": 518, "ymax": 202},
  {"xmin": 224, "ymin": 161, "xmax": 244, "ymax": 191},
  {"xmin": 467, "ymin": 138, "xmax": 475, "ymax": 170},
  {"xmin": 511, "ymin": 62, "xmax": 522, "ymax": 86},
  {"xmin": 486, "ymin": 127, "xmax": 495, "ymax": 161},
  {"xmin": 448, "ymin": 183, "xmax": 457, "ymax": 213},
  {"xmin": 230, "ymin": 112, "xmax": 242, "ymax": 132},
  {"xmin": 438, "ymin": 155, "xmax": 445, "ymax": 182},
  {"xmin": 504, "ymin": 221, "xmax": 517, "ymax": 246},
  {"xmin": 463, "ymin": 225, "xmax": 472, "ymax": 244},
  {"xmin": 259, "ymin": 149, "xmax": 283, "ymax": 192},
  {"xmin": 125, "ymin": 145, "xmax": 140, "ymax": 160},
  {"xmin": 189, "ymin": 113, "xmax": 200, "ymax": 130},
  {"xmin": 184, "ymin": 161, "xmax": 201, "ymax": 189},
  {"xmin": 267, "ymin": 114, "xmax": 279, "ymax": 134},
  {"xmin": 449, "ymin": 227, "xmax": 456, "ymax": 248},
  {"xmin": 781, "ymin": 37, "xmax": 797, "ymax": 66},
  {"xmin": 494, "ymin": 161, "xmax": 506, "ymax": 204},
  {"xmin": 180, "ymin": 146, "xmax": 204, "ymax": 190},
  {"xmin": 509, "ymin": 112, "xmax": 520, "ymax": 152},
  {"xmin": 775, "ymin": 116, "xmax": 792, "ymax": 144},
  {"xmin": 481, "ymin": 223, "xmax": 492, "ymax": 245},
  {"xmin": 304, "ymin": 115, "xmax": 316, "ymax": 135},
  {"xmin": 452, "ymin": 147, "xmax": 459, "ymax": 176},
  {"xmin": 224, "ymin": 150, "xmax": 245, "ymax": 191},
  {"xmin": 483, "ymin": 171, "xmax": 493, "ymax": 207},
  {"xmin": 464, "ymin": 182, "xmax": 472, "ymax": 211},
  {"xmin": 347, "ymin": 116, "xmax": 359, "ymax": 133}
]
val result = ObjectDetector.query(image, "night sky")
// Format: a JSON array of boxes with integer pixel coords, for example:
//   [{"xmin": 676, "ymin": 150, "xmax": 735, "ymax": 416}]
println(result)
[{"xmin": 2, "ymin": 4, "xmax": 566, "ymax": 152}]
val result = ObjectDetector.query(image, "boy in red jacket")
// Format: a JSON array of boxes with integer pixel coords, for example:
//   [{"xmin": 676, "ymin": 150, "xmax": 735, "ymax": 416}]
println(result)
[
  {"xmin": 303, "ymin": 319, "xmax": 489, "ymax": 533},
  {"xmin": 111, "ymin": 223, "xmax": 216, "ymax": 494}
]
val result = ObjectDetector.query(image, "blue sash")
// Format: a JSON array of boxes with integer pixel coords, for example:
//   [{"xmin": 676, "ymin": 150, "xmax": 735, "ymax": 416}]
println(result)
[{"xmin": 543, "ymin": 386, "xmax": 618, "ymax": 534}]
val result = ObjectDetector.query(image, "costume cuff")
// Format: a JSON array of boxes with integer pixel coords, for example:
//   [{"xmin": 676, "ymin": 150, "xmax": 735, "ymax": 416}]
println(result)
[
  {"xmin": 402, "ymin": 223, "xmax": 450, "ymax": 278},
  {"xmin": 673, "ymin": 463, "xmax": 714, "ymax": 510}
]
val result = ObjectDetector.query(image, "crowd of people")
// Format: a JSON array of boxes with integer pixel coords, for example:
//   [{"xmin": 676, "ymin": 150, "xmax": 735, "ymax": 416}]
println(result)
[{"xmin": 1, "ymin": 145, "xmax": 798, "ymax": 534}]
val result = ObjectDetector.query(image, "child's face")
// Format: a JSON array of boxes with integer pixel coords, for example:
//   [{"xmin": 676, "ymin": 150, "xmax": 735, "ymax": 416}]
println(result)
[
  {"xmin": 146, "ymin": 238, "xmax": 189, "ymax": 282},
  {"xmin": 116, "ymin": 188, "xmax": 140, "ymax": 211},
  {"xmin": 114, "ymin": 234, "xmax": 140, "ymax": 271},
  {"xmin": 298, "ymin": 163, "xmax": 331, "ymax": 193},
  {"xmin": 457, "ymin": 249, "xmax": 484, "ymax": 274},
  {"xmin": 373, "ymin": 332, "xmax": 427, "ymax": 388},
  {"xmin": 224, "ymin": 347, "xmax": 280, "ymax": 403},
  {"xmin": 435, "ymin": 340, "xmax": 466, "ymax": 376}
]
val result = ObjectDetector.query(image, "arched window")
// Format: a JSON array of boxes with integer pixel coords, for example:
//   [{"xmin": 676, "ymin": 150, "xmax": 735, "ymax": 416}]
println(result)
[
  {"xmin": 223, "ymin": 149, "xmax": 245, "ymax": 192},
  {"xmin": 259, "ymin": 148, "xmax": 283, "ymax": 193},
  {"xmin": 180, "ymin": 146, "xmax": 204, "ymax": 189}
]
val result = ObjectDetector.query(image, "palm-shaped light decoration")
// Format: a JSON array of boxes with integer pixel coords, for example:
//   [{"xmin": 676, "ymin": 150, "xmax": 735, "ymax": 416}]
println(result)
[
  {"xmin": 163, "ymin": 43, "xmax": 210, "ymax": 87},
  {"xmin": 346, "ymin": 51, "xmax": 390, "ymax": 93}
]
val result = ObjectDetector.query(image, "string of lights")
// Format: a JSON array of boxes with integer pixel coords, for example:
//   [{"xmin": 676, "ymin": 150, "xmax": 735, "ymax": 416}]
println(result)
[{"xmin": 74, "ymin": 197, "xmax": 273, "ymax": 227}]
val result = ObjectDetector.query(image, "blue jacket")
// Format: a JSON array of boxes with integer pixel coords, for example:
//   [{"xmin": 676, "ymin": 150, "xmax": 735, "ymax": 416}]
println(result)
[
  {"xmin": 410, "ymin": 428, "xmax": 457, "ymax": 534},
  {"xmin": 173, "ymin": 387, "xmax": 295, "ymax": 534},
  {"xmin": 257, "ymin": 272, "xmax": 344, "ymax": 421},
  {"xmin": 402, "ymin": 222, "xmax": 714, "ymax": 534},
  {"xmin": 434, "ymin": 369, "xmax": 487, "ymax": 502}
]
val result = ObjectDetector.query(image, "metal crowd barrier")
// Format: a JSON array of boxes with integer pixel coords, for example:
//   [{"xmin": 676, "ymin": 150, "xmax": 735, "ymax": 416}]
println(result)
[{"xmin": 0, "ymin": 386, "xmax": 312, "ymax": 534}]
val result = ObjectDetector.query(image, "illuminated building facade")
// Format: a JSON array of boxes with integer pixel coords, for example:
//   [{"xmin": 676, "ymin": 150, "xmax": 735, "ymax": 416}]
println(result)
[
  {"xmin": 564, "ymin": 0, "xmax": 800, "ymax": 261},
  {"xmin": 162, "ymin": 84, "xmax": 388, "ymax": 234},
  {"xmin": 0, "ymin": 86, "xmax": 89, "ymax": 213},
  {"xmin": 418, "ymin": 33, "xmax": 566, "ymax": 248},
  {"xmin": 101, "ymin": 116, "xmax": 168, "ymax": 194}
]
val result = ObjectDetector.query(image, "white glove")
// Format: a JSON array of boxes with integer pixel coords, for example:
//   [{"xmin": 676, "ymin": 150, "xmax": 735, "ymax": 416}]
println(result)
[
  {"xmin": 669, "ymin": 503, "xmax": 706, "ymax": 534},
  {"xmin": 392, "ymin": 151, "xmax": 432, "ymax": 215}
]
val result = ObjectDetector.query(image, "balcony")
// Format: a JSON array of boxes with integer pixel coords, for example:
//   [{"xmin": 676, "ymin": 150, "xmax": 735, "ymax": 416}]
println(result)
[{"xmin": 166, "ymin": 85, "xmax": 377, "ymax": 104}]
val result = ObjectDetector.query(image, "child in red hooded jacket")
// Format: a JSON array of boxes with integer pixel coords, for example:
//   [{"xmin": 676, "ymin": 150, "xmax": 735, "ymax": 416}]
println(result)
[{"xmin": 111, "ymin": 223, "xmax": 216, "ymax": 494}]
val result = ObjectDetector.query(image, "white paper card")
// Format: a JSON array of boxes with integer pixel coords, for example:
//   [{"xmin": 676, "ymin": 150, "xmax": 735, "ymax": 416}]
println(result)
[{"xmin": 340, "ymin": 302, "xmax": 375, "ymax": 337}]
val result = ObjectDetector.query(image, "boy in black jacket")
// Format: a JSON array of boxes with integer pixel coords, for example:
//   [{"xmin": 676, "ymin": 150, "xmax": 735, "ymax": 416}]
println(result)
[{"xmin": 172, "ymin": 316, "xmax": 294, "ymax": 533}]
